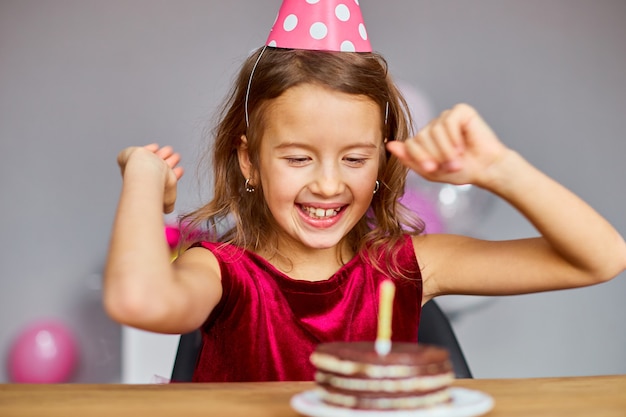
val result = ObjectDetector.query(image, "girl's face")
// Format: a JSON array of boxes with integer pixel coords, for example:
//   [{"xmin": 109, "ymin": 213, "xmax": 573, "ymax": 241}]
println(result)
[{"xmin": 245, "ymin": 83, "xmax": 383, "ymax": 254}]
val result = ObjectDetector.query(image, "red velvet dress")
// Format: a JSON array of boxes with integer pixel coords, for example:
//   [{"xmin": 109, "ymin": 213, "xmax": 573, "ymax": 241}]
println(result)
[{"xmin": 191, "ymin": 235, "xmax": 422, "ymax": 382}]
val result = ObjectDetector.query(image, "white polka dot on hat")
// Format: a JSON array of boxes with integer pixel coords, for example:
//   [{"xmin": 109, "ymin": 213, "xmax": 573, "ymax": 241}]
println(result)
[{"xmin": 265, "ymin": 0, "xmax": 372, "ymax": 52}]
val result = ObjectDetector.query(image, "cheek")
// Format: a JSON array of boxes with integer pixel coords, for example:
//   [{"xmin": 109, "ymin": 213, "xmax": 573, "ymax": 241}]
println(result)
[
  {"xmin": 260, "ymin": 171, "xmax": 300, "ymax": 204},
  {"xmin": 348, "ymin": 170, "xmax": 379, "ymax": 198}
]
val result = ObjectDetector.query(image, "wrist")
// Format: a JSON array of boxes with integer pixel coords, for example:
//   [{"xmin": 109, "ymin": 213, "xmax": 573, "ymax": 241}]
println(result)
[{"xmin": 476, "ymin": 149, "xmax": 533, "ymax": 197}]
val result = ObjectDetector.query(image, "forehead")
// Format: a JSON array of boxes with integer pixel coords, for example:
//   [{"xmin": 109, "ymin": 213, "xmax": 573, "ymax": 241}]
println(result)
[{"xmin": 262, "ymin": 83, "xmax": 382, "ymax": 146}]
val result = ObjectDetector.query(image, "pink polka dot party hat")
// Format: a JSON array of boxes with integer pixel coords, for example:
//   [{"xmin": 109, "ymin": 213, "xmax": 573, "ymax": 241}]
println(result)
[{"xmin": 266, "ymin": 0, "xmax": 372, "ymax": 52}]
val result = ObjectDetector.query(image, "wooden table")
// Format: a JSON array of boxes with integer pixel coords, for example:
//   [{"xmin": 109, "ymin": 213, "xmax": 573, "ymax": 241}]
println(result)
[{"xmin": 1, "ymin": 375, "xmax": 625, "ymax": 416}]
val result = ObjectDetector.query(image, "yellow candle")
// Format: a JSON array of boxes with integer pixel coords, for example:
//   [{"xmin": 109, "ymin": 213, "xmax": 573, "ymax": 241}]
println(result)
[{"xmin": 375, "ymin": 279, "xmax": 395, "ymax": 355}]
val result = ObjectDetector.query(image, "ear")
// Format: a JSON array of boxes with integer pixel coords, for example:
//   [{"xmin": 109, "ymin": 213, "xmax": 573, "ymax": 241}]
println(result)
[{"xmin": 237, "ymin": 135, "xmax": 253, "ymax": 180}]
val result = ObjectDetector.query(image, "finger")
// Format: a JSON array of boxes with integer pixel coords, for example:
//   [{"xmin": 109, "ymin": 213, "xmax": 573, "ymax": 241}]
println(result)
[
  {"xmin": 386, "ymin": 139, "xmax": 434, "ymax": 170},
  {"xmin": 172, "ymin": 166, "xmax": 184, "ymax": 181},
  {"xmin": 164, "ymin": 152, "xmax": 181, "ymax": 169},
  {"xmin": 163, "ymin": 181, "xmax": 178, "ymax": 213},
  {"xmin": 144, "ymin": 143, "xmax": 160, "ymax": 152},
  {"xmin": 404, "ymin": 137, "xmax": 438, "ymax": 172},
  {"xmin": 448, "ymin": 103, "xmax": 484, "ymax": 146},
  {"xmin": 155, "ymin": 145, "xmax": 175, "ymax": 160},
  {"xmin": 430, "ymin": 123, "xmax": 460, "ymax": 159},
  {"xmin": 413, "ymin": 123, "xmax": 445, "ymax": 164},
  {"xmin": 441, "ymin": 109, "xmax": 465, "ymax": 153},
  {"xmin": 428, "ymin": 124, "xmax": 462, "ymax": 172},
  {"xmin": 463, "ymin": 111, "xmax": 499, "ymax": 147},
  {"xmin": 164, "ymin": 201, "xmax": 176, "ymax": 214},
  {"xmin": 385, "ymin": 140, "xmax": 408, "ymax": 160}
]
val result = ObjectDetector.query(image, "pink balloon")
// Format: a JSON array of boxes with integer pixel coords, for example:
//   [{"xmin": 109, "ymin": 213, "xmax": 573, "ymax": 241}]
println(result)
[
  {"xmin": 399, "ymin": 188, "xmax": 445, "ymax": 234},
  {"xmin": 164, "ymin": 225, "xmax": 181, "ymax": 248},
  {"xmin": 7, "ymin": 320, "xmax": 78, "ymax": 383}
]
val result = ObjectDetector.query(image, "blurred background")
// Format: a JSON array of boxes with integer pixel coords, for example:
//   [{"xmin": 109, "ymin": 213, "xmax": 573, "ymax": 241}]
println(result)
[{"xmin": 1, "ymin": 0, "xmax": 625, "ymax": 383}]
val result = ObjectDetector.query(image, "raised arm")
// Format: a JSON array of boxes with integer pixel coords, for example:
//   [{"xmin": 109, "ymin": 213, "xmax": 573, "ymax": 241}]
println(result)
[
  {"xmin": 387, "ymin": 104, "xmax": 626, "ymax": 301},
  {"xmin": 103, "ymin": 144, "xmax": 221, "ymax": 334}
]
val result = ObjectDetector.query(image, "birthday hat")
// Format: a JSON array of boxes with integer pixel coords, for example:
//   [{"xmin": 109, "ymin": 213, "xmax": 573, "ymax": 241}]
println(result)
[{"xmin": 266, "ymin": 0, "xmax": 372, "ymax": 52}]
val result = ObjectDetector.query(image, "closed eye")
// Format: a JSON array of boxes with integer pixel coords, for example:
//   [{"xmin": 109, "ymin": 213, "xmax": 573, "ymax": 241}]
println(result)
[
  {"xmin": 344, "ymin": 157, "xmax": 368, "ymax": 166},
  {"xmin": 285, "ymin": 157, "xmax": 311, "ymax": 166}
]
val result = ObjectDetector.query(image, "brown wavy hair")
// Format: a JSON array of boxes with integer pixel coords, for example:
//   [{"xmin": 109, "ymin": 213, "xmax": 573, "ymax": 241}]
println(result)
[{"xmin": 181, "ymin": 47, "xmax": 424, "ymax": 279}]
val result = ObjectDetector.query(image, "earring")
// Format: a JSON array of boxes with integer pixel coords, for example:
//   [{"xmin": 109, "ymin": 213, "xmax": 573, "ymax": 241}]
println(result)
[
  {"xmin": 245, "ymin": 178, "xmax": 255, "ymax": 193},
  {"xmin": 373, "ymin": 180, "xmax": 380, "ymax": 194}
]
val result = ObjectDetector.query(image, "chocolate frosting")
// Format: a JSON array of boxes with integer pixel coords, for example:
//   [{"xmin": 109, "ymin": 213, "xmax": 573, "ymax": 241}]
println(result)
[{"xmin": 315, "ymin": 341, "xmax": 450, "ymax": 366}]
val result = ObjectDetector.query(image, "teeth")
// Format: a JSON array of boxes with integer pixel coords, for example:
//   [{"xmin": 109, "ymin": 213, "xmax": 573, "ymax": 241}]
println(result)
[{"xmin": 303, "ymin": 206, "xmax": 340, "ymax": 218}]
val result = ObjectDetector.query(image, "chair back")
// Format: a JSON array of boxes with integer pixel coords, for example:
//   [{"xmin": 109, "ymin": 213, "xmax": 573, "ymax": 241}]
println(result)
[
  {"xmin": 170, "ymin": 329, "xmax": 202, "ymax": 383},
  {"xmin": 418, "ymin": 300, "xmax": 473, "ymax": 378}
]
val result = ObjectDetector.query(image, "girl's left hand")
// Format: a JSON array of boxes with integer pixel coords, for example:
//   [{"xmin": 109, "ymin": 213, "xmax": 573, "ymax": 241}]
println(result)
[
  {"xmin": 386, "ymin": 103, "xmax": 509, "ymax": 188},
  {"xmin": 117, "ymin": 144, "xmax": 184, "ymax": 214}
]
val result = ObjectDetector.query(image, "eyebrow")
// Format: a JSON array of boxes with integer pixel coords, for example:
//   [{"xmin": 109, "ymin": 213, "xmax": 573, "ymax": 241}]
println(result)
[{"xmin": 274, "ymin": 141, "xmax": 379, "ymax": 151}]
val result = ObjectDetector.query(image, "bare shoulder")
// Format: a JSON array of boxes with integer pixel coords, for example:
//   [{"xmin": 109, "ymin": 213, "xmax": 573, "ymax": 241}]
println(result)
[
  {"xmin": 411, "ymin": 233, "xmax": 481, "ymax": 267},
  {"xmin": 163, "ymin": 245, "xmax": 224, "ymax": 332},
  {"xmin": 175, "ymin": 245, "xmax": 222, "ymax": 273},
  {"xmin": 174, "ymin": 245, "xmax": 223, "ymax": 296},
  {"xmin": 411, "ymin": 234, "xmax": 463, "ymax": 303}
]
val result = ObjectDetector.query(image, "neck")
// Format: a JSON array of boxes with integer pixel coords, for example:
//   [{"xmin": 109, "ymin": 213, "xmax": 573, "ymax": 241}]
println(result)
[{"xmin": 260, "ymin": 241, "xmax": 355, "ymax": 282}]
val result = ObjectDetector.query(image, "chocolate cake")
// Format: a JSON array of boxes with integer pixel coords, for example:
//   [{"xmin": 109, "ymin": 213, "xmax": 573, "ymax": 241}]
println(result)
[{"xmin": 309, "ymin": 341, "xmax": 454, "ymax": 410}]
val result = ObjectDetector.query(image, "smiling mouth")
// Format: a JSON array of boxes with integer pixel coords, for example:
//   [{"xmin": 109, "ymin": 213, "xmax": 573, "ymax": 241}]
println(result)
[{"xmin": 300, "ymin": 205, "xmax": 343, "ymax": 219}]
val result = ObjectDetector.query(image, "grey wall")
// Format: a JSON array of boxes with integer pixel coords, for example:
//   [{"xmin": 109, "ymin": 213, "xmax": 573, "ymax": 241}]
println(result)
[{"xmin": 1, "ymin": 0, "xmax": 625, "ymax": 382}]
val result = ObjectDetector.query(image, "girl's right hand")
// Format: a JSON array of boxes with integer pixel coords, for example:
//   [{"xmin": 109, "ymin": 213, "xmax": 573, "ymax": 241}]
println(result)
[{"xmin": 117, "ymin": 144, "xmax": 184, "ymax": 213}]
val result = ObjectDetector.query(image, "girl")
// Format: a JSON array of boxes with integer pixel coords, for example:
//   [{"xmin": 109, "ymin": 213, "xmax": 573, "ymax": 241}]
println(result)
[{"xmin": 104, "ymin": 11, "xmax": 626, "ymax": 382}]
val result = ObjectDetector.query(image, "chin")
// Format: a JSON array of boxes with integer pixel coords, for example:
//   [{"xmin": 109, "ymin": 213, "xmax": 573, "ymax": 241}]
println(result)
[{"xmin": 298, "ymin": 235, "xmax": 347, "ymax": 250}]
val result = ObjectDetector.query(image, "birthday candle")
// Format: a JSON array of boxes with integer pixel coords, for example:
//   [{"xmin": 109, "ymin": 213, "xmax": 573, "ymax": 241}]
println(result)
[{"xmin": 375, "ymin": 279, "xmax": 395, "ymax": 356}]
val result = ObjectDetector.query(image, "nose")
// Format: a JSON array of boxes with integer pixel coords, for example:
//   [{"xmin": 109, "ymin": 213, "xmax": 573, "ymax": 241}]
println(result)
[{"xmin": 311, "ymin": 162, "xmax": 344, "ymax": 197}]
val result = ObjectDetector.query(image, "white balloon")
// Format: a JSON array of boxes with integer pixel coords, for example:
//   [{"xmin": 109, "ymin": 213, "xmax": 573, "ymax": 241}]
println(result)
[
  {"xmin": 395, "ymin": 80, "xmax": 436, "ymax": 131},
  {"xmin": 406, "ymin": 173, "xmax": 495, "ymax": 235}
]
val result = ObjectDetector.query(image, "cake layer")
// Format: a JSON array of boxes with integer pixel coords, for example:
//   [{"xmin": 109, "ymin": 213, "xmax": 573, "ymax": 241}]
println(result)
[
  {"xmin": 315, "ymin": 387, "xmax": 452, "ymax": 410},
  {"xmin": 310, "ymin": 342, "xmax": 453, "ymax": 378},
  {"xmin": 315, "ymin": 370, "xmax": 454, "ymax": 393}
]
